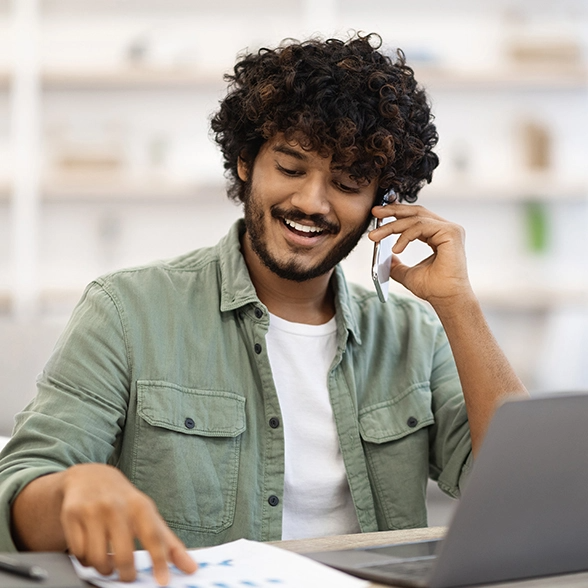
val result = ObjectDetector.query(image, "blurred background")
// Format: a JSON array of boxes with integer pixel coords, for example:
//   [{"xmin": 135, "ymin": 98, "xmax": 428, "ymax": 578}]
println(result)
[{"xmin": 1, "ymin": 0, "xmax": 588, "ymax": 521}]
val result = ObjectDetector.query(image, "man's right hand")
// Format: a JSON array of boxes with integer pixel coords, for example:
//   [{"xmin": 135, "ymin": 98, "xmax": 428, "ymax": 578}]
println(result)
[{"xmin": 12, "ymin": 464, "xmax": 197, "ymax": 585}]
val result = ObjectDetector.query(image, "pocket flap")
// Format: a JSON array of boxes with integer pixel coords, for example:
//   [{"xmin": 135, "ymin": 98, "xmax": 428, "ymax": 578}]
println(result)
[
  {"xmin": 137, "ymin": 380, "xmax": 246, "ymax": 437},
  {"xmin": 359, "ymin": 383, "xmax": 434, "ymax": 443}
]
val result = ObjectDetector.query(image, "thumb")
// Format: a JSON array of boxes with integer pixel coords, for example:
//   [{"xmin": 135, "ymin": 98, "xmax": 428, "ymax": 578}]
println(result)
[{"xmin": 389, "ymin": 255, "xmax": 411, "ymax": 288}]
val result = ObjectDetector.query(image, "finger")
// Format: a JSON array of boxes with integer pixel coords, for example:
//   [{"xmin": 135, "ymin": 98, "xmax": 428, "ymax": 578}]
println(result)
[
  {"xmin": 368, "ymin": 215, "xmax": 422, "ymax": 242},
  {"xmin": 166, "ymin": 534, "xmax": 198, "ymax": 576},
  {"xmin": 369, "ymin": 211, "xmax": 442, "ymax": 242},
  {"xmin": 136, "ymin": 511, "xmax": 198, "ymax": 584},
  {"xmin": 373, "ymin": 203, "xmax": 446, "ymax": 222},
  {"xmin": 150, "ymin": 547, "xmax": 170, "ymax": 587},
  {"xmin": 62, "ymin": 517, "xmax": 87, "ymax": 563},
  {"xmin": 134, "ymin": 515, "xmax": 171, "ymax": 586},
  {"xmin": 83, "ymin": 518, "xmax": 113, "ymax": 577},
  {"xmin": 392, "ymin": 223, "xmax": 437, "ymax": 254},
  {"xmin": 108, "ymin": 517, "xmax": 138, "ymax": 583}
]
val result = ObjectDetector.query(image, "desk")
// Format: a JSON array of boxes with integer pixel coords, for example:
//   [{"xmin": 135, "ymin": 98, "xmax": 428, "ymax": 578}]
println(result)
[{"xmin": 270, "ymin": 527, "xmax": 588, "ymax": 587}]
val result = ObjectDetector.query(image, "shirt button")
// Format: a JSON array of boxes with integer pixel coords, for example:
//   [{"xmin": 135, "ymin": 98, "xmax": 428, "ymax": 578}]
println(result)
[
  {"xmin": 269, "ymin": 417, "xmax": 280, "ymax": 429},
  {"xmin": 268, "ymin": 495, "xmax": 280, "ymax": 507},
  {"xmin": 254, "ymin": 343, "xmax": 263, "ymax": 354},
  {"xmin": 407, "ymin": 416, "xmax": 418, "ymax": 428},
  {"xmin": 254, "ymin": 307, "xmax": 263, "ymax": 319},
  {"xmin": 185, "ymin": 418, "xmax": 195, "ymax": 429}
]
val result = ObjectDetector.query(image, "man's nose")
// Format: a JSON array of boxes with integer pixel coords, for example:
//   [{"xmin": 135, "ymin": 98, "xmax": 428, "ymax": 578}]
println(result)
[{"xmin": 289, "ymin": 176, "xmax": 331, "ymax": 216}]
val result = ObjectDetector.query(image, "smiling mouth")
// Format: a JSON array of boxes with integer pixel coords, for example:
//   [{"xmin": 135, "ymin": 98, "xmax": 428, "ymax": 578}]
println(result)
[{"xmin": 283, "ymin": 218, "xmax": 326, "ymax": 237}]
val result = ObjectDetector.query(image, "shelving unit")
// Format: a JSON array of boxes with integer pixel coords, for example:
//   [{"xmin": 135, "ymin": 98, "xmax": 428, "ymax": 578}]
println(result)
[{"xmin": 1, "ymin": 0, "xmax": 587, "ymax": 395}]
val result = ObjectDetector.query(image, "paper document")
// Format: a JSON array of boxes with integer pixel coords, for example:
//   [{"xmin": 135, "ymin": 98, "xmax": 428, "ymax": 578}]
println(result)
[{"xmin": 72, "ymin": 538, "xmax": 369, "ymax": 588}]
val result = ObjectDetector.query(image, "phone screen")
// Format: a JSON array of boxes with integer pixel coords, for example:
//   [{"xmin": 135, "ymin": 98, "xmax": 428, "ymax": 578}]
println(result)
[{"xmin": 371, "ymin": 216, "xmax": 395, "ymax": 303}]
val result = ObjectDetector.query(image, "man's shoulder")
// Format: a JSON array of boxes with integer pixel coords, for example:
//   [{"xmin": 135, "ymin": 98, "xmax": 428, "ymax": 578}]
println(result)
[
  {"xmin": 95, "ymin": 244, "xmax": 220, "ymax": 287},
  {"xmin": 94, "ymin": 221, "xmax": 244, "ymax": 291}
]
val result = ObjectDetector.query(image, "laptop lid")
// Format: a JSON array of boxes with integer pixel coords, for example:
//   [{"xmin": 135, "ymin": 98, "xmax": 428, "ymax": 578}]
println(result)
[
  {"xmin": 430, "ymin": 392, "xmax": 588, "ymax": 587},
  {"xmin": 306, "ymin": 393, "xmax": 588, "ymax": 587}
]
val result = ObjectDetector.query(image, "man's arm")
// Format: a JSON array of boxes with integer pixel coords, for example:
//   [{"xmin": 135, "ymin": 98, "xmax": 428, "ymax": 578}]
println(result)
[
  {"xmin": 11, "ymin": 464, "xmax": 197, "ymax": 585},
  {"xmin": 2, "ymin": 281, "xmax": 196, "ymax": 583},
  {"xmin": 370, "ymin": 203, "xmax": 528, "ymax": 455}
]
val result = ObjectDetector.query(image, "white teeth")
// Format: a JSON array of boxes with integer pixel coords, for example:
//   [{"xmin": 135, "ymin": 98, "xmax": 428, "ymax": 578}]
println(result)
[{"xmin": 284, "ymin": 219, "xmax": 324, "ymax": 234}]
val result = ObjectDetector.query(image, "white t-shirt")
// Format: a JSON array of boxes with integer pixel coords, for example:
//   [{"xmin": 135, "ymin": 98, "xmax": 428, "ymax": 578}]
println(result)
[{"xmin": 266, "ymin": 312, "xmax": 361, "ymax": 540}]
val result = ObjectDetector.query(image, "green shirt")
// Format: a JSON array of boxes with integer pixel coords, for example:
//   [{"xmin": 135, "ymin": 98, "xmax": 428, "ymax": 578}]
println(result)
[{"xmin": 0, "ymin": 220, "xmax": 472, "ymax": 550}]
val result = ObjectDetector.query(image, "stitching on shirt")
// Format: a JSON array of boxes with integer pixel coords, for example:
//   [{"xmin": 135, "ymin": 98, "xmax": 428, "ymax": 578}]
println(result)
[
  {"xmin": 91, "ymin": 280, "xmax": 134, "ymax": 375},
  {"xmin": 91, "ymin": 279, "xmax": 136, "ymax": 480},
  {"xmin": 358, "ymin": 381, "xmax": 431, "ymax": 417},
  {"xmin": 136, "ymin": 382, "xmax": 246, "ymax": 436}
]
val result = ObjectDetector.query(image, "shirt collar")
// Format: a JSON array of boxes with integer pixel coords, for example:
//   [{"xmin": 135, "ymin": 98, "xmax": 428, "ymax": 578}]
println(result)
[
  {"xmin": 218, "ymin": 220, "xmax": 260, "ymax": 312},
  {"xmin": 218, "ymin": 219, "xmax": 362, "ymax": 345}
]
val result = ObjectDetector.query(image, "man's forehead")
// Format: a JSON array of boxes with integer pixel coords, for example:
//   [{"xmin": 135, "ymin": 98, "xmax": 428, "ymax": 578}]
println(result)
[
  {"xmin": 268, "ymin": 134, "xmax": 352, "ymax": 172},
  {"xmin": 270, "ymin": 141, "xmax": 311, "ymax": 161}
]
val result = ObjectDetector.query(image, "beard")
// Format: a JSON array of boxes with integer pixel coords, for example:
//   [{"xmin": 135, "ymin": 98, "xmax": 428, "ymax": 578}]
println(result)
[{"xmin": 242, "ymin": 179, "xmax": 372, "ymax": 283}]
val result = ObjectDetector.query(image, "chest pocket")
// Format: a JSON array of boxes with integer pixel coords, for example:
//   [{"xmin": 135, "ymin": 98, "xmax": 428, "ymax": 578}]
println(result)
[
  {"xmin": 359, "ymin": 383, "xmax": 434, "ymax": 529},
  {"xmin": 134, "ymin": 381, "xmax": 246, "ymax": 533}
]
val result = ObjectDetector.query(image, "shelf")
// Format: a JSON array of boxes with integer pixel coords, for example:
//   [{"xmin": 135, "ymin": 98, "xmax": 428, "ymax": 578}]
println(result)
[
  {"xmin": 41, "ymin": 0, "xmax": 288, "ymax": 16},
  {"xmin": 0, "ymin": 67, "xmax": 225, "ymax": 91},
  {"xmin": 477, "ymin": 286, "xmax": 588, "ymax": 312},
  {"xmin": 421, "ymin": 180, "xmax": 588, "ymax": 202},
  {"xmin": 41, "ymin": 178, "xmax": 225, "ymax": 202},
  {"xmin": 415, "ymin": 65, "xmax": 588, "ymax": 91},
  {"xmin": 41, "ymin": 67, "xmax": 226, "ymax": 91},
  {"xmin": 1, "ymin": 65, "xmax": 587, "ymax": 93}
]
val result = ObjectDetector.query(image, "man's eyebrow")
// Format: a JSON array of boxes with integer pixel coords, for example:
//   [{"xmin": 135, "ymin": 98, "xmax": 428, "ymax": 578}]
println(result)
[{"xmin": 271, "ymin": 144, "xmax": 308, "ymax": 161}]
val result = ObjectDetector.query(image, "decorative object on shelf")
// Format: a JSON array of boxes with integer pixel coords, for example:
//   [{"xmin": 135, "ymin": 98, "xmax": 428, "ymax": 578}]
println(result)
[
  {"xmin": 502, "ymin": 7, "xmax": 583, "ymax": 70},
  {"xmin": 507, "ymin": 39, "xmax": 582, "ymax": 68},
  {"xmin": 451, "ymin": 140, "xmax": 471, "ymax": 178},
  {"xmin": 124, "ymin": 25, "xmax": 201, "ymax": 71},
  {"xmin": 523, "ymin": 200, "xmax": 550, "ymax": 254},
  {"xmin": 45, "ymin": 120, "xmax": 127, "ymax": 184},
  {"xmin": 126, "ymin": 34, "xmax": 151, "ymax": 67},
  {"xmin": 519, "ymin": 120, "xmax": 551, "ymax": 173}
]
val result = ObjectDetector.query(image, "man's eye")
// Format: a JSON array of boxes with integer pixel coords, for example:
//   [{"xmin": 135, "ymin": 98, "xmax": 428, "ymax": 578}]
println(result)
[
  {"xmin": 276, "ymin": 164, "xmax": 302, "ymax": 176},
  {"xmin": 336, "ymin": 181, "xmax": 360, "ymax": 193}
]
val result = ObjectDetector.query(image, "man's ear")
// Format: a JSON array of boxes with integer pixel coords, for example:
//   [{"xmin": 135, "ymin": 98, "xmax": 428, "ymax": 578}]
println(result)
[{"xmin": 237, "ymin": 156, "xmax": 249, "ymax": 182}]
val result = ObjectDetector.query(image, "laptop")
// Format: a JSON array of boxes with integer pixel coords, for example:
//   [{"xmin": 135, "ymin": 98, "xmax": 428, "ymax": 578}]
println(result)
[{"xmin": 305, "ymin": 393, "xmax": 588, "ymax": 587}]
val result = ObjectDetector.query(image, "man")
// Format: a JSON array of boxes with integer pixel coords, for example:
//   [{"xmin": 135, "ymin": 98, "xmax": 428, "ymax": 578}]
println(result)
[{"xmin": 0, "ymin": 33, "xmax": 526, "ymax": 584}]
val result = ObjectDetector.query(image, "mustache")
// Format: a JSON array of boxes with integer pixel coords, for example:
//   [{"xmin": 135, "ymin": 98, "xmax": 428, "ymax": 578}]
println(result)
[{"xmin": 270, "ymin": 206, "xmax": 340, "ymax": 234}]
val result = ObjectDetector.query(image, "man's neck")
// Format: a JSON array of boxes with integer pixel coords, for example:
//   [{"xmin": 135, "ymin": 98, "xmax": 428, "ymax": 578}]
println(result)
[{"xmin": 242, "ymin": 233, "xmax": 336, "ymax": 325}]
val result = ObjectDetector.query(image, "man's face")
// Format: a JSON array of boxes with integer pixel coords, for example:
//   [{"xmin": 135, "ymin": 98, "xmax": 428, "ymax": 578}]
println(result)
[{"xmin": 239, "ymin": 134, "xmax": 377, "ymax": 282}]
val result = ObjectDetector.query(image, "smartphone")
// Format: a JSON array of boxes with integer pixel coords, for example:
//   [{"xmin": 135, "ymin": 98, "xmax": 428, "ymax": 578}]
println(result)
[{"xmin": 371, "ymin": 193, "xmax": 396, "ymax": 303}]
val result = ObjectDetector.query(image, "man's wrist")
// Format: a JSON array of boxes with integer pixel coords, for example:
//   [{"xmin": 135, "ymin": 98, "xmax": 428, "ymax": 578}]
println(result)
[{"xmin": 427, "ymin": 289, "xmax": 480, "ymax": 322}]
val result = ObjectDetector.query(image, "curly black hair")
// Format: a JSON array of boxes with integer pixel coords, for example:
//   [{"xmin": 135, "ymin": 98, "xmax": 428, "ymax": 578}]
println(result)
[{"xmin": 210, "ymin": 32, "xmax": 438, "ymax": 204}]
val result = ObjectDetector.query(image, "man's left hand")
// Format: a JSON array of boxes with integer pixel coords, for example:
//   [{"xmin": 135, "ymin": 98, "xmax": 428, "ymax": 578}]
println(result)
[{"xmin": 369, "ymin": 203, "xmax": 474, "ymax": 308}]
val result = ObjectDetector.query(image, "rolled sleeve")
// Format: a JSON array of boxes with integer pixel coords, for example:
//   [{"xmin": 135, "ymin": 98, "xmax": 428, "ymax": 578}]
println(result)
[{"xmin": 427, "ymin": 326, "xmax": 473, "ymax": 498}]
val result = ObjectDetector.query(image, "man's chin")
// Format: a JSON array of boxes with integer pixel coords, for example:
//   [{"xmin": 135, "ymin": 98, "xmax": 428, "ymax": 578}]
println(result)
[{"xmin": 259, "ymin": 255, "xmax": 331, "ymax": 282}]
